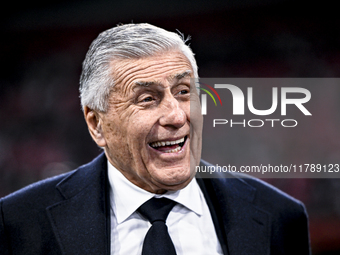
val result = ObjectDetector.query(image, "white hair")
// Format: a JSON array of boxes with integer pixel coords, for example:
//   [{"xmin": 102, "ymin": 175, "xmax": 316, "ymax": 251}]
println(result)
[{"xmin": 79, "ymin": 23, "xmax": 198, "ymax": 112}]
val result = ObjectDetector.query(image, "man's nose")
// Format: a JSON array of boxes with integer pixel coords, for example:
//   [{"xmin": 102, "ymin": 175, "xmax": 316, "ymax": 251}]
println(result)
[{"xmin": 159, "ymin": 96, "xmax": 186, "ymax": 128}]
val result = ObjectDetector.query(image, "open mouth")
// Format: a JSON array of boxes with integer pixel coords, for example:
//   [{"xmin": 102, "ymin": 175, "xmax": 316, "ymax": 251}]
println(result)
[{"xmin": 149, "ymin": 135, "xmax": 187, "ymax": 153}]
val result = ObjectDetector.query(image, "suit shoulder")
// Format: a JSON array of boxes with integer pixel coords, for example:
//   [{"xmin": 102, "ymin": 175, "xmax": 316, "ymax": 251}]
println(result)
[
  {"xmin": 241, "ymin": 175, "xmax": 304, "ymax": 209},
  {"xmin": 231, "ymin": 173, "xmax": 306, "ymax": 217},
  {"xmin": 1, "ymin": 153, "xmax": 105, "ymax": 210},
  {"xmin": 1, "ymin": 171, "xmax": 73, "ymax": 209}
]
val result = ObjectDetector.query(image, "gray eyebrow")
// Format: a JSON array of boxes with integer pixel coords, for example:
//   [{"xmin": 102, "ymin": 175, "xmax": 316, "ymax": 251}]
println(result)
[
  {"xmin": 172, "ymin": 70, "xmax": 192, "ymax": 80},
  {"xmin": 135, "ymin": 81, "xmax": 160, "ymax": 87},
  {"xmin": 134, "ymin": 70, "xmax": 192, "ymax": 88}
]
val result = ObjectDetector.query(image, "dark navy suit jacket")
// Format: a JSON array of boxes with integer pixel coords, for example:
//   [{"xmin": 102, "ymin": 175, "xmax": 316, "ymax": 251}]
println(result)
[{"xmin": 0, "ymin": 153, "xmax": 310, "ymax": 254}]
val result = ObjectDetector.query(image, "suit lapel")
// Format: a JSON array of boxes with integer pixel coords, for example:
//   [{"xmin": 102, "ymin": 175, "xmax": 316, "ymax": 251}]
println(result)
[
  {"xmin": 197, "ymin": 160, "xmax": 271, "ymax": 255},
  {"xmin": 46, "ymin": 153, "xmax": 110, "ymax": 255}
]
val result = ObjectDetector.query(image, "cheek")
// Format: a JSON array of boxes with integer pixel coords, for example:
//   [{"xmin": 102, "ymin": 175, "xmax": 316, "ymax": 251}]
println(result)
[
  {"xmin": 135, "ymin": 110, "xmax": 159, "ymax": 132},
  {"xmin": 106, "ymin": 112, "xmax": 155, "ymax": 157},
  {"xmin": 188, "ymin": 97, "xmax": 203, "ymax": 158},
  {"xmin": 104, "ymin": 122, "xmax": 129, "ymax": 154},
  {"xmin": 189, "ymin": 96, "xmax": 203, "ymax": 128},
  {"xmin": 103, "ymin": 121, "xmax": 136, "ymax": 171}
]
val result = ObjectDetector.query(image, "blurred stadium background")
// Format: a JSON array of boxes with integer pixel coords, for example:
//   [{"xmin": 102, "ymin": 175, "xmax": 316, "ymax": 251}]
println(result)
[{"xmin": 1, "ymin": 0, "xmax": 340, "ymax": 253}]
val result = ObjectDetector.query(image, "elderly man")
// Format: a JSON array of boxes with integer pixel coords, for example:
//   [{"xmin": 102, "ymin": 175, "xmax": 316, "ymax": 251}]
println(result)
[{"xmin": 0, "ymin": 23, "xmax": 310, "ymax": 254}]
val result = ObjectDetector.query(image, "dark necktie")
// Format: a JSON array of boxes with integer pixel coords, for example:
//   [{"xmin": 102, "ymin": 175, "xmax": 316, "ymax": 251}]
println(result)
[{"xmin": 137, "ymin": 197, "xmax": 177, "ymax": 255}]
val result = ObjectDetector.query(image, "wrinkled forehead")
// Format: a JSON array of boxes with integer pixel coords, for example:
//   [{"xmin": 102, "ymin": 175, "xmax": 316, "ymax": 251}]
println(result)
[{"xmin": 109, "ymin": 51, "xmax": 194, "ymax": 94}]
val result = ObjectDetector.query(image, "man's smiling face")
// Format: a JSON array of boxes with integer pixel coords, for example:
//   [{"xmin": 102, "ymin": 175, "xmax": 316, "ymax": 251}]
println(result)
[{"xmin": 87, "ymin": 51, "xmax": 203, "ymax": 193}]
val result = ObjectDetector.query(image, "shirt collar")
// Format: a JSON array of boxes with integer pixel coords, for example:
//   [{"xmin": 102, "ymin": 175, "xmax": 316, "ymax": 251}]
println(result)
[{"xmin": 108, "ymin": 161, "xmax": 203, "ymax": 224}]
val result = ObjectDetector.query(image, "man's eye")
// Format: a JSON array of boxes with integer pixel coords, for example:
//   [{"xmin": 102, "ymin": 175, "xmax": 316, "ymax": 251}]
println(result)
[
  {"xmin": 179, "ymin": 90, "xmax": 189, "ymax": 95},
  {"xmin": 142, "ymin": 96, "xmax": 153, "ymax": 102}
]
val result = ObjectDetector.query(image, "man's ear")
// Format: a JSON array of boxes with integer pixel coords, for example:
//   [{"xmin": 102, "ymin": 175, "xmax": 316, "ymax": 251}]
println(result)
[{"xmin": 84, "ymin": 106, "xmax": 106, "ymax": 148}]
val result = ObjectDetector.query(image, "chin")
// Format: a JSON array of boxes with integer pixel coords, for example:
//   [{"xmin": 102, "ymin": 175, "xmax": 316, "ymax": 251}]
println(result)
[{"xmin": 153, "ymin": 168, "xmax": 194, "ymax": 190}]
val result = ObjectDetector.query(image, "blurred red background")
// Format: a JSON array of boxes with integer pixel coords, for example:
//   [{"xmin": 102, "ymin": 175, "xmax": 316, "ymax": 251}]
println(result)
[{"xmin": 1, "ymin": 1, "xmax": 340, "ymax": 254}]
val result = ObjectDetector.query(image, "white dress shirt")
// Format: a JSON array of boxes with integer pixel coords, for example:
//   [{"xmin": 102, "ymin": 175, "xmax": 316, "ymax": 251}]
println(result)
[{"xmin": 108, "ymin": 161, "xmax": 223, "ymax": 255}]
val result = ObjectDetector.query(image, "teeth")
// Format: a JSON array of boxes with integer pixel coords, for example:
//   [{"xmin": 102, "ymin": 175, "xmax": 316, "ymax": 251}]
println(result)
[
  {"xmin": 150, "ymin": 137, "xmax": 185, "ymax": 148},
  {"xmin": 163, "ymin": 146, "xmax": 181, "ymax": 153}
]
